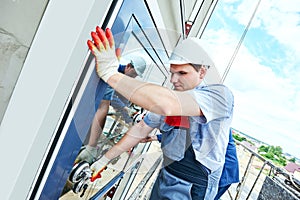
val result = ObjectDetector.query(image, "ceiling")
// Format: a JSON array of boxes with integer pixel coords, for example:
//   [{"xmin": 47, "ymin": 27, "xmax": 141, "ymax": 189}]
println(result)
[{"xmin": 156, "ymin": 0, "xmax": 217, "ymax": 39}]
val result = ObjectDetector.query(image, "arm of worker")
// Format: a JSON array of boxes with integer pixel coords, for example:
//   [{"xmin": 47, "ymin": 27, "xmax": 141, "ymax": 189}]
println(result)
[
  {"xmin": 90, "ymin": 119, "xmax": 154, "ymax": 178},
  {"xmin": 108, "ymin": 75, "xmax": 201, "ymax": 116},
  {"xmin": 105, "ymin": 119, "xmax": 154, "ymax": 159},
  {"xmin": 87, "ymin": 27, "xmax": 201, "ymax": 116}
]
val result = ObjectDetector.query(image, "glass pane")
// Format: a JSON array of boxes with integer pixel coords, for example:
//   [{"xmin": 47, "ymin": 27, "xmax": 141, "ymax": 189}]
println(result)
[{"xmin": 59, "ymin": 4, "xmax": 168, "ymax": 200}]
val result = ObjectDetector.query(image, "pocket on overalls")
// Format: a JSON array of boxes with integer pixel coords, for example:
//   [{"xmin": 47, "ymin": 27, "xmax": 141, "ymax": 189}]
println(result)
[
  {"xmin": 159, "ymin": 168, "xmax": 193, "ymax": 200},
  {"xmin": 161, "ymin": 125, "xmax": 187, "ymax": 161}
]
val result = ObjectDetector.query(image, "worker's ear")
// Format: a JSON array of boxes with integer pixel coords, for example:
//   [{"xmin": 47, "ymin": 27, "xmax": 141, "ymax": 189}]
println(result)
[
  {"xmin": 125, "ymin": 63, "xmax": 131, "ymax": 69},
  {"xmin": 199, "ymin": 66, "xmax": 207, "ymax": 79}
]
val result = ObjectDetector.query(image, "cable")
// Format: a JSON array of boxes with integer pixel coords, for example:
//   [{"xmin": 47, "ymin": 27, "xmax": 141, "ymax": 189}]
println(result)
[{"xmin": 221, "ymin": 0, "xmax": 262, "ymax": 83}]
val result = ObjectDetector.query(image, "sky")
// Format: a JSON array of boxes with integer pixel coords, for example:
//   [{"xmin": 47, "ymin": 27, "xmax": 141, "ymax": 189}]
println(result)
[{"xmin": 202, "ymin": 0, "xmax": 300, "ymax": 157}]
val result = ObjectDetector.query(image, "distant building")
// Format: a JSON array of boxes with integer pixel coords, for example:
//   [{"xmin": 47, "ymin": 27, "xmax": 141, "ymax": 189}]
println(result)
[{"xmin": 284, "ymin": 162, "xmax": 300, "ymax": 174}]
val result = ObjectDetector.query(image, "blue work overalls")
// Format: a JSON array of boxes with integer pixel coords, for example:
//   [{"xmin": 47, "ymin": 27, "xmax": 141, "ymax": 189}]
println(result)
[{"xmin": 149, "ymin": 121, "xmax": 222, "ymax": 200}]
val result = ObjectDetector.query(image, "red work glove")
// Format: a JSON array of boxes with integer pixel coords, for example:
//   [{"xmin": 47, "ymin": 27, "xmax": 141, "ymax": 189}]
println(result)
[{"xmin": 87, "ymin": 27, "xmax": 121, "ymax": 82}]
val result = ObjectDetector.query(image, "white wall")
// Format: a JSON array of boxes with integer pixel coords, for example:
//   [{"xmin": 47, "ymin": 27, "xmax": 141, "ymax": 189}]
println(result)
[{"xmin": 0, "ymin": 0, "xmax": 113, "ymax": 199}]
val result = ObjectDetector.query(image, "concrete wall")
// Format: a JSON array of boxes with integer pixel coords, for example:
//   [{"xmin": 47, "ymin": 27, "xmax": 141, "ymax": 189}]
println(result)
[
  {"xmin": 0, "ymin": 0, "xmax": 48, "ymax": 123},
  {"xmin": 257, "ymin": 176, "xmax": 299, "ymax": 200}
]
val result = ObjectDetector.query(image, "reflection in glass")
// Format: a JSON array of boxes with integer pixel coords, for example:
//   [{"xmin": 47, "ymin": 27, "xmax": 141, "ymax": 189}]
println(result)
[{"xmin": 60, "ymin": 22, "xmax": 169, "ymax": 200}]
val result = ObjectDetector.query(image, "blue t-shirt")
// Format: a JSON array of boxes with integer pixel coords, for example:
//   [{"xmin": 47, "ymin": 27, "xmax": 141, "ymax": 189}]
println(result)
[
  {"xmin": 218, "ymin": 130, "xmax": 239, "ymax": 187},
  {"xmin": 188, "ymin": 84, "xmax": 234, "ymax": 171},
  {"xmin": 144, "ymin": 84, "xmax": 234, "ymax": 172}
]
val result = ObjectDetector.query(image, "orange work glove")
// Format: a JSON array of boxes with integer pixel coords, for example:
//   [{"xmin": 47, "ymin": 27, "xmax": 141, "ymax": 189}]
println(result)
[{"xmin": 87, "ymin": 27, "xmax": 121, "ymax": 82}]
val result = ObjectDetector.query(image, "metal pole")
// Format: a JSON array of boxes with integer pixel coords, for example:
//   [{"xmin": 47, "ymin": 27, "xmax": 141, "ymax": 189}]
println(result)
[
  {"xmin": 246, "ymin": 161, "xmax": 267, "ymax": 199},
  {"xmin": 235, "ymin": 153, "xmax": 254, "ymax": 200},
  {"xmin": 180, "ymin": 0, "xmax": 186, "ymax": 39}
]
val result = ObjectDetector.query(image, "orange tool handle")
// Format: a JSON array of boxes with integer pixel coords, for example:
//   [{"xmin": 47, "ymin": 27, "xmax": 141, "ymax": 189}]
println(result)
[{"xmin": 90, "ymin": 166, "xmax": 107, "ymax": 182}]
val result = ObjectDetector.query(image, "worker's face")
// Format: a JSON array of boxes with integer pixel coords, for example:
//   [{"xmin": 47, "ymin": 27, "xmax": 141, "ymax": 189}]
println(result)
[
  {"xmin": 124, "ymin": 64, "xmax": 138, "ymax": 78},
  {"xmin": 170, "ymin": 64, "xmax": 204, "ymax": 91}
]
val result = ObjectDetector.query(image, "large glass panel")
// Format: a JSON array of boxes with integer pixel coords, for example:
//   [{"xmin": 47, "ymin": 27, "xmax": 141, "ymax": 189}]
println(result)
[{"xmin": 59, "ymin": 4, "xmax": 169, "ymax": 200}]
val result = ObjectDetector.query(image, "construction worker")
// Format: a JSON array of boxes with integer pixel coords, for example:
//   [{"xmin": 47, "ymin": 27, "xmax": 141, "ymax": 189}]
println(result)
[{"xmin": 87, "ymin": 27, "xmax": 234, "ymax": 199}]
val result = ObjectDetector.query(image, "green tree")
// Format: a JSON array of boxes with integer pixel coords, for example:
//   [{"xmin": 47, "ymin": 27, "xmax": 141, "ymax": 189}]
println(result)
[
  {"xmin": 264, "ymin": 152, "xmax": 274, "ymax": 160},
  {"xmin": 258, "ymin": 145, "xmax": 269, "ymax": 153},
  {"xmin": 273, "ymin": 146, "xmax": 283, "ymax": 157},
  {"xmin": 289, "ymin": 157, "xmax": 296, "ymax": 163},
  {"xmin": 233, "ymin": 134, "xmax": 246, "ymax": 142},
  {"xmin": 258, "ymin": 145, "xmax": 287, "ymax": 167}
]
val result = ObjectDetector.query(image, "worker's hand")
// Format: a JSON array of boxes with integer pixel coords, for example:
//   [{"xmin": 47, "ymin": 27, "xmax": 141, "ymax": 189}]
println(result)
[
  {"xmin": 90, "ymin": 155, "xmax": 110, "ymax": 182},
  {"xmin": 75, "ymin": 145, "xmax": 99, "ymax": 164},
  {"xmin": 87, "ymin": 27, "xmax": 121, "ymax": 82},
  {"xmin": 140, "ymin": 135, "xmax": 158, "ymax": 143}
]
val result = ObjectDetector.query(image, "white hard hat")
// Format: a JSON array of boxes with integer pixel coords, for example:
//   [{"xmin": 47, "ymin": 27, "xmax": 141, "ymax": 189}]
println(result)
[
  {"xmin": 169, "ymin": 37, "xmax": 215, "ymax": 68},
  {"xmin": 128, "ymin": 55, "xmax": 146, "ymax": 78},
  {"xmin": 169, "ymin": 37, "xmax": 221, "ymax": 84}
]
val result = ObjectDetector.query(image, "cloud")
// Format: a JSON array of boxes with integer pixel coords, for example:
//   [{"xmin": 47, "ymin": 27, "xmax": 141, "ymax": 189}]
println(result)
[{"xmin": 202, "ymin": 0, "xmax": 300, "ymax": 157}]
